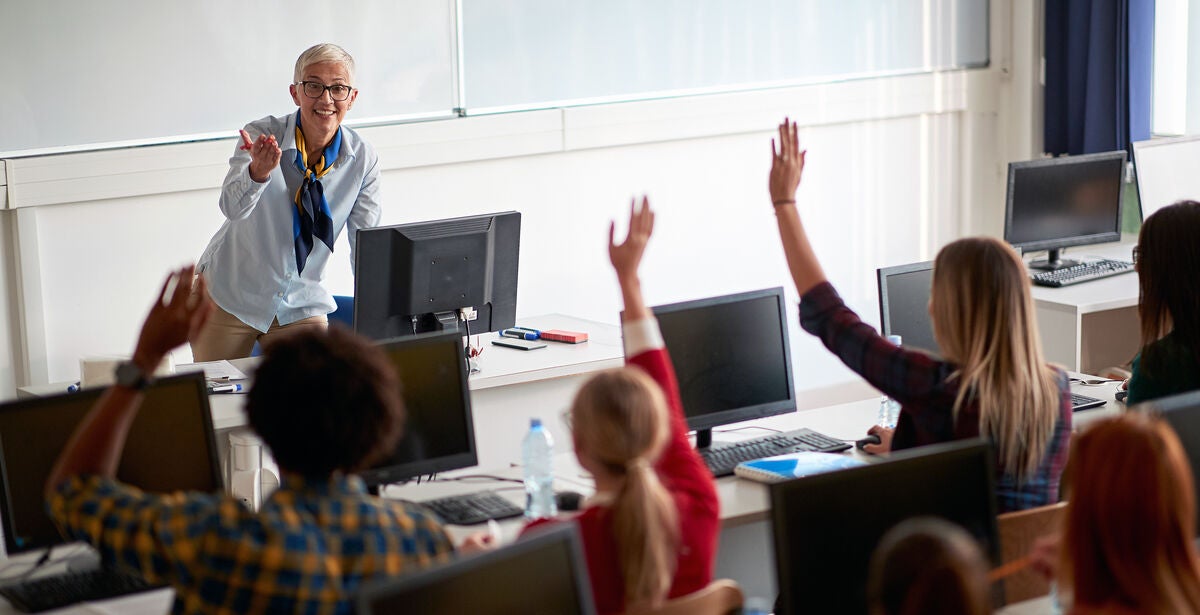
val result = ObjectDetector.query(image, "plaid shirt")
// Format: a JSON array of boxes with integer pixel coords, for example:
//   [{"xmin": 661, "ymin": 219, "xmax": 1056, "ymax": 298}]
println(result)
[
  {"xmin": 49, "ymin": 473, "xmax": 452, "ymax": 615},
  {"xmin": 799, "ymin": 282, "xmax": 1072, "ymax": 512}
]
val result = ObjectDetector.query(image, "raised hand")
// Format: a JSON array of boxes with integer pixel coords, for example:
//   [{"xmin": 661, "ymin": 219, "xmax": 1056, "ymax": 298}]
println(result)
[
  {"xmin": 769, "ymin": 118, "xmax": 806, "ymax": 206},
  {"xmin": 240, "ymin": 129, "xmax": 282, "ymax": 183},
  {"xmin": 132, "ymin": 266, "xmax": 213, "ymax": 372},
  {"xmin": 608, "ymin": 196, "xmax": 655, "ymax": 282}
]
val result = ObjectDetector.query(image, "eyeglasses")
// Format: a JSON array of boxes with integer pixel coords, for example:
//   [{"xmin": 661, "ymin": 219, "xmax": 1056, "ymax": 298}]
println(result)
[
  {"xmin": 296, "ymin": 81, "xmax": 354, "ymax": 101},
  {"xmin": 1132, "ymin": 246, "xmax": 1140, "ymax": 265}
]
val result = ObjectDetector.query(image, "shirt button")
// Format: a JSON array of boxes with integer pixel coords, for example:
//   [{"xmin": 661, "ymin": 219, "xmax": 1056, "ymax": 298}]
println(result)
[{"xmin": 277, "ymin": 292, "xmax": 284, "ymax": 297}]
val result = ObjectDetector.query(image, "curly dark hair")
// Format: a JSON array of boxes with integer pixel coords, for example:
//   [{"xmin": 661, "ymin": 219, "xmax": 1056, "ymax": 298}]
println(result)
[{"xmin": 246, "ymin": 326, "xmax": 404, "ymax": 477}]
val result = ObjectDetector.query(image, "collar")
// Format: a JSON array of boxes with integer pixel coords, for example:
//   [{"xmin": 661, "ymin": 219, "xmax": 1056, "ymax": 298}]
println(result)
[
  {"xmin": 275, "ymin": 472, "xmax": 369, "ymax": 497},
  {"xmin": 288, "ymin": 111, "xmax": 353, "ymax": 168}
]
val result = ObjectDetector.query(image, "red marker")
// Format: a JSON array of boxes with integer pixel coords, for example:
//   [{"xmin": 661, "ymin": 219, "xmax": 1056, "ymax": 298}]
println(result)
[{"xmin": 239, "ymin": 129, "xmax": 254, "ymax": 151}]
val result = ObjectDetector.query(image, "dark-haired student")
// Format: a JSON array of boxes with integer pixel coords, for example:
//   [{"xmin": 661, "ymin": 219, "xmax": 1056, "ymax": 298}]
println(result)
[
  {"xmin": 1125, "ymin": 200, "xmax": 1200, "ymax": 404},
  {"xmin": 765, "ymin": 119, "xmax": 1071, "ymax": 512},
  {"xmin": 44, "ymin": 266, "xmax": 487, "ymax": 615},
  {"xmin": 868, "ymin": 517, "xmax": 991, "ymax": 615},
  {"xmin": 524, "ymin": 199, "xmax": 720, "ymax": 614}
]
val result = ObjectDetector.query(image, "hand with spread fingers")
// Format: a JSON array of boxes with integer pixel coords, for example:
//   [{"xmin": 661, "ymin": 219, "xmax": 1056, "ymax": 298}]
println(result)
[{"xmin": 132, "ymin": 265, "xmax": 213, "ymax": 373}]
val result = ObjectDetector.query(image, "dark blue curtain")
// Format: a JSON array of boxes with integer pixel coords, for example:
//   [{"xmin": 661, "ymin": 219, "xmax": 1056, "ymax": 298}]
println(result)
[{"xmin": 1044, "ymin": 0, "xmax": 1154, "ymax": 155}]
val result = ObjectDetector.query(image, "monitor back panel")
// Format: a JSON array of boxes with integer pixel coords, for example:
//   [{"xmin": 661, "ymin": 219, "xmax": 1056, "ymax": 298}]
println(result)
[
  {"xmin": 770, "ymin": 439, "xmax": 999, "ymax": 615},
  {"xmin": 652, "ymin": 287, "xmax": 795, "ymax": 431},
  {"xmin": 358, "ymin": 524, "xmax": 595, "ymax": 615},
  {"xmin": 0, "ymin": 373, "xmax": 221, "ymax": 554},
  {"xmin": 1143, "ymin": 389, "xmax": 1200, "ymax": 534},
  {"xmin": 1133, "ymin": 135, "xmax": 1200, "ymax": 221}
]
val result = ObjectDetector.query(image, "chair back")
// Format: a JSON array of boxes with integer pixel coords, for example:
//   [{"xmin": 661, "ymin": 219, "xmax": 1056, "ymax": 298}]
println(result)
[
  {"xmin": 996, "ymin": 501, "xmax": 1067, "ymax": 604},
  {"xmin": 624, "ymin": 579, "xmax": 744, "ymax": 615}
]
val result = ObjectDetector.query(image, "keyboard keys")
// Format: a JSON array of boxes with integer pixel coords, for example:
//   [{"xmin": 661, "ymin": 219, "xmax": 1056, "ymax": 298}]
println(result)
[
  {"xmin": 0, "ymin": 567, "xmax": 162, "ymax": 613},
  {"xmin": 699, "ymin": 428, "xmax": 851, "ymax": 477},
  {"xmin": 1029, "ymin": 259, "xmax": 1134, "ymax": 287},
  {"xmin": 422, "ymin": 491, "xmax": 524, "ymax": 526}
]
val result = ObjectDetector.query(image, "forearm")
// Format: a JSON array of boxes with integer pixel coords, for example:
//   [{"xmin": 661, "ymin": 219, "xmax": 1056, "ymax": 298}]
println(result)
[
  {"xmin": 618, "ymin": 274, "xmax": 651, "ymax": 322},
  {"xmin": 218, "ymin": 154, "xmax": 270, "ymax": 220},
  {"xmin": 774, "ymin": 203, "xmax": 827, "ymax": 296}
]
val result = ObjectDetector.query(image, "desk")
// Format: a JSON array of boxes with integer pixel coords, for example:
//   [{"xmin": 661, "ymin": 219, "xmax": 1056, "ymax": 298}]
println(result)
[
  {"xmin": 1030, "ymin": 241, "xmax": 1140, "ymax": 375},
  {"xmin": 0, "ymin": 377, "xmax": 1120, "ymax": 614}
]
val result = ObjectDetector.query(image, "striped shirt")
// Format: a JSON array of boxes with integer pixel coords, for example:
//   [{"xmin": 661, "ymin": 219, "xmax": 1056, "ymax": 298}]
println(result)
[
  {"xmin": 799, "ymin": 281, "xmax": 1072, "ymax": 512},
  {"xmin": 49, "ymin": 473, "xmax": 452, "ymax": 614}
]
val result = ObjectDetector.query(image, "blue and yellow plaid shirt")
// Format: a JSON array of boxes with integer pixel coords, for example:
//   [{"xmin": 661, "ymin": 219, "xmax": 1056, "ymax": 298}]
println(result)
[{"xmin": 49, "ymin": 473, "xmax": 453, "ymax": 614}]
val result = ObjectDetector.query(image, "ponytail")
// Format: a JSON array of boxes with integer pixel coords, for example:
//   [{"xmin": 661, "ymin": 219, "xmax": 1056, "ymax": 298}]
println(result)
[{"xmin": 612, "ymin": 457, "xmax": 679, "ymax": 607}]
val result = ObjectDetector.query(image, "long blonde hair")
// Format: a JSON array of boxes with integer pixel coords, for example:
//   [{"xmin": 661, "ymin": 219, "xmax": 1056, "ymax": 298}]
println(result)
[
  {"xmin": 931, "ymin": 237, "xmax": 1059, "ymax": 482},
  {"xmin": 571, "ymin": 368, "xmax": 680, "ymax": 608}
]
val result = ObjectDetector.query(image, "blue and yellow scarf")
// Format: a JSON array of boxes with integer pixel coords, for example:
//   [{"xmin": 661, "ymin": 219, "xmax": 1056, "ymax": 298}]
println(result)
[{"xmin": 292, "ymin": 113, "xmax": 341, "ymax": 273}]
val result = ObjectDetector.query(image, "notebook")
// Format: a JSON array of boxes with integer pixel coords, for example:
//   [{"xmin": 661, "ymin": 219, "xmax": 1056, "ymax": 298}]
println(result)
[{"xmin": 734, "ymin": 451, "xmax": 866, "ymax": 484}]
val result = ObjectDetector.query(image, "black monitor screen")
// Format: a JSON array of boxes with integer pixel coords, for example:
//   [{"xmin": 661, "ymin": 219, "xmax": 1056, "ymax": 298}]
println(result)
[
  {"xmin": 354, "ymin": 211, "xmax": 520, "ymax": 340},
  {"xmin": 1004, "ymin": 151, "xmax": 1125, "ymax": 252},
  {"xmin": 0, "ymin": 373, "xmax": 221, "ymax": 555},
  {"xmin": 877, "ymin": 261, "xmax": 939, "ymax": 355},
  {"xmin": 652, "ymin": 287, "xmax": 794, "ymax": 433},
  {"xmin": 1142, "ymin": 390, "xmax": 1200, "ymax": 535},
  {"xmin": 771, "ymin": 439, "xmax": 999, "ymax": 615},
  {"xmin": 358, "ymin": 331, "xmax": 477, "ymax": 486},
  {"xmin": 358, "ymin": 524, "xmax": 595, "ymax": 614}
]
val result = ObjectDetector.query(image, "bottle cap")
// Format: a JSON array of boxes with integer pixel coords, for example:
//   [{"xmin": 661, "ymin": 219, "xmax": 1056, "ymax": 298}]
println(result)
[
  {"xmin": 886, "ymin": 335, "xmax": 902, "ymax": 346},
  {"xmin": 530, "ymin": 418, "xmax": 542, "ymax": 428}
]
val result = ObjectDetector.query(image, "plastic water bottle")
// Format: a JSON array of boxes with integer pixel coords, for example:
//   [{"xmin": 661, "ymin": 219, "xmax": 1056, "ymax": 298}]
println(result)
[
  {"xmin": 522, "ymin": 418, "xmax": 557, "ymax": 519},
  {"xmin": 877, "ymin": 335, "xmax": 903, "ymax": 428}
]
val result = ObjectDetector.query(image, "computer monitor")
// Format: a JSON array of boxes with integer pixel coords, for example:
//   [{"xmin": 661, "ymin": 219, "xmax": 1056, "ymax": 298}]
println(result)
[
  {"xmin": 877, "ymin": 261, "xmax": 939, "ymax": 355},
  {"xmin": 651, "ymin": 287, "xmax": 795, "ymax": 449},
  {"xmin": 770, "ymin": 438, "xmax": 1000, "ymax": 615},
  {"xmin": 356, "ymin": 330, "xmax": 477, "ymax": 487},
  {"xmin": 1133, "ymin": 135, "xmax": 1200, "ymax": 221},
  {"xmin": 1004, "ymin": 150, "xmax": 1126, "ymax": 270},
  {"xmin": 353, "ymin": 212, "xmax": 521, "ymax": 340},
  {"xmin": 1139, "ymin": 389, "xmax": 1200, "ymax": 535},
  {"xmin": 0, "ymin": 373, "xmax": 222, "ymax": 555},
  {"xmin": 357, "ymin": 524, "xmax": 596, "ymax": 615}
]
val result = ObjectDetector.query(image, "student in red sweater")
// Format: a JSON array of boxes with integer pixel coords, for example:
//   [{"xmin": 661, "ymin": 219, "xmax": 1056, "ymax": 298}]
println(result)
[{"xmin": 525, "ymin": 198, "xmax": 720, "ymax": 614}]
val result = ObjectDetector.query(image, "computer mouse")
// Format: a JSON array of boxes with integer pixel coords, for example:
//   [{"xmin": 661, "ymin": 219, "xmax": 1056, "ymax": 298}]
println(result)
[
  {"xmin": 1115, "ymin": 390, "xmax": 1128, "ymax": 403},
  {"xmin": 555, "ymin": 490, "xmax": 584, "ymax": 512},
  {"xmin": 856, "ymin": 434, "xmax": 882, "ymax": 450}
]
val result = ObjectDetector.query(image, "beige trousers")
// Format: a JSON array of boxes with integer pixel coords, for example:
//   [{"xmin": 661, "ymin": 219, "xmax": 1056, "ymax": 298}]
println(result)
[{"xmin": 190, "ymin": 304, "xmax": 327, "ymax": 362}]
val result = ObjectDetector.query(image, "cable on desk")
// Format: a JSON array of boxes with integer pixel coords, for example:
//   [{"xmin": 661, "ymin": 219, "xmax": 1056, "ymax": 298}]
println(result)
[
  {"xmin": 432, "ymin": 474, "xmax": 524, "ymax": 485},
  {"xmin": 712, "ymin": 426, "xmax": 783, "ymax": 435}
]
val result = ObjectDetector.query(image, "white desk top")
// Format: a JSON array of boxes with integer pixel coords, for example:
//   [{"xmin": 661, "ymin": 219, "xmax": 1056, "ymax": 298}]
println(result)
[{"xmin": 1028, "ymin": 241, "xmax": 1139, "ymax": 314}]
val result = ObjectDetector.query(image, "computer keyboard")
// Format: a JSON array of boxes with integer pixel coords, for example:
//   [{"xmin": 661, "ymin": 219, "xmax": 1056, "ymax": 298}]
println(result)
[
  {"xmin": 0, "ymin": 567, "xmax": 162, "ymax": 613},
  {"xmin": 422, "ymin": 490, "xmax": 524, "ymax": 526},
  {"xmin": 1071, "ymin": 392, "xmax": 1106, "ymax": 412},
  {"xmin": 1029, "ymin": 259, "xmax": 1134, "ymax": 287},
  {"xmin": 699, "ymin": 428, "xmax": 852, "ymax": 478}
]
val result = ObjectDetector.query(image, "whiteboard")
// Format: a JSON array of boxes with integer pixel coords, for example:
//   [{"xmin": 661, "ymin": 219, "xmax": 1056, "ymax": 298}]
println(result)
[
  {"xmin": 462, "ymin": 0, "xmax": 988, "ymax": 111},
  {"xmin": 0, "ymin": 0, "xmax": 456, "ymax": 155},
  {"xmin": 1133, "ymin": 135, "xmax": 1200, "ymax": 220}
]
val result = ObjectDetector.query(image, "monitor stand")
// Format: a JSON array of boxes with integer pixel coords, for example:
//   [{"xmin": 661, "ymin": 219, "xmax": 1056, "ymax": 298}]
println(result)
[
  {"xmin": 1026, "ymin": 248, "xmax": 1079, "ymax": 271},
  {"xmin": 694, "ymin": 428, "xmax": 713, "ymax": 450}
]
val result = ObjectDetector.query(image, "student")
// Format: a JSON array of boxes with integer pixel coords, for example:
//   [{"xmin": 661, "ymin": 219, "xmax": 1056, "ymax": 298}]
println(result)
[
  {"xmin": 192, "ymin": 43, "xmax": 381, "ymax": 362},
  {"xmin": 525, "ymin": 200, "xmax": 720, "ymax": 614},
  {"xmin": 868, "ymin": 517, "xmax": 991, "ymax": 615},
  {"xmin": 1055, "ymin": 413, "xmax": 1200, "ymax": 613},
  {"xmin": 766, "ymin": 119, "xmax": 1070, "ymax": 512},
  {"xmin": 45, "ymin": 266, "xmax": 483, "ymax": 614},
  {"xmin": 1125, "ymin": 200, "xmax": 1200, "ymax": 404}
]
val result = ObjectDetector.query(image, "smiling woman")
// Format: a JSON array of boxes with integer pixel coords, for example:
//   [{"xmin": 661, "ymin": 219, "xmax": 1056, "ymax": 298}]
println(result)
[{"xmin": 189, "ymin": 44, "xmax": 384, "ymax": 363}]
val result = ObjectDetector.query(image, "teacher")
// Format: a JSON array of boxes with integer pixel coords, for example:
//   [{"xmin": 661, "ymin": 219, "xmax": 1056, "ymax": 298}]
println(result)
[{"xmin": 192, "ymin": 43, "xmax": 381, "ymax": 361}]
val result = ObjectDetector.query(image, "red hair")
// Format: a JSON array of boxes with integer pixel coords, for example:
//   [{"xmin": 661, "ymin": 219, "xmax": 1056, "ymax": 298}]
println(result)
[{"xmin": 1061, "ymin": 413, "xmax": 1200, "ymax": 611}]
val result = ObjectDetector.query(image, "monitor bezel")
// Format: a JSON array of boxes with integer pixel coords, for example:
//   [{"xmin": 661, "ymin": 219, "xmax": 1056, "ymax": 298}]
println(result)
[
  {"xmin": 356, "ymin": 523, "xmax": 597, "ymax": 615},
  {"xmin": 0, "ymin": 372, "xmax": 221, "ymax": 555},
  {"xmin": 1132, "ymin": 134, "xmax": 1200, "ymax": 221},
  {"xmin": 1003, "ymin": 150, "xmax": 1127, "ymax": 253},
  {"xmin": 769, "ymin": 437, "xmax": 1000, "ymax": 615},
  {"xmin": 356, "ymin": 330, "xmax": 479, "ymax": 486},
  {"xmin": 650, "ymin": 286, "xmax": 796, "ymax": 433},
  {"xmin": 876, "ymin": 260, "xmax": 934, "ymax": 341}
]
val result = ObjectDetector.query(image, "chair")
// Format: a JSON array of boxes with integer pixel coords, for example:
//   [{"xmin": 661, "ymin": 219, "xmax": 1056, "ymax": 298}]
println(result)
[
  {"xmin": 624, "ymin": 579, "xmax": 744, "ymax": 615},
  {"xmin": 996, "ymin": 501, "xmax": 1067, "ymax": 605}
]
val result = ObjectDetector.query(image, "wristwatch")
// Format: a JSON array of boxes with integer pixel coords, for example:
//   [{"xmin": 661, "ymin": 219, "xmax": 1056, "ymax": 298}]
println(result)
[{"xmin": 114, "ymin": 360, "xmax": 151, "ymax": 391}]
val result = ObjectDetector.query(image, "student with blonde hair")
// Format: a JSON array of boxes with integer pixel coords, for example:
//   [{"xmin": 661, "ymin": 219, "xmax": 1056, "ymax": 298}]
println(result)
[
  {"xmin": 766, "ymin": 119, "xmax": 1071, "ymax": 511},
  {"xmin": 1056, "ymin": 413, "xmax": 1200, "ymax": 613},
  {"xmin": 524, "ymin": 199, "xmax": 720, "ymax": 613}
]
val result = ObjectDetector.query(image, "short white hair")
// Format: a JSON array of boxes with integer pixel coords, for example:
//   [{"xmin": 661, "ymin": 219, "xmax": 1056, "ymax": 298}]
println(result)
[{"xmin": 293, "ymin": 43, "xmax": 356, "ymax": 84}]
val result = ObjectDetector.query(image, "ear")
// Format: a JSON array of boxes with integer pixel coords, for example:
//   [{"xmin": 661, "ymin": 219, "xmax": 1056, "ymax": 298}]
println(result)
[
  {"xmin": 347, "ymin": 88, "xmax": 358, "ymax": 110},
  {"xmin": 290, "ymin": 83, "xmax": 301, "ymax": 107}
]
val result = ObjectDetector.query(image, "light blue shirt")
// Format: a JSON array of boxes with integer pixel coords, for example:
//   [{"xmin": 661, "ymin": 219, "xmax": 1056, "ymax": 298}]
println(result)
[{"xmin": 199, "ymin": 113, "xmax": 381, "ymax": 332}]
